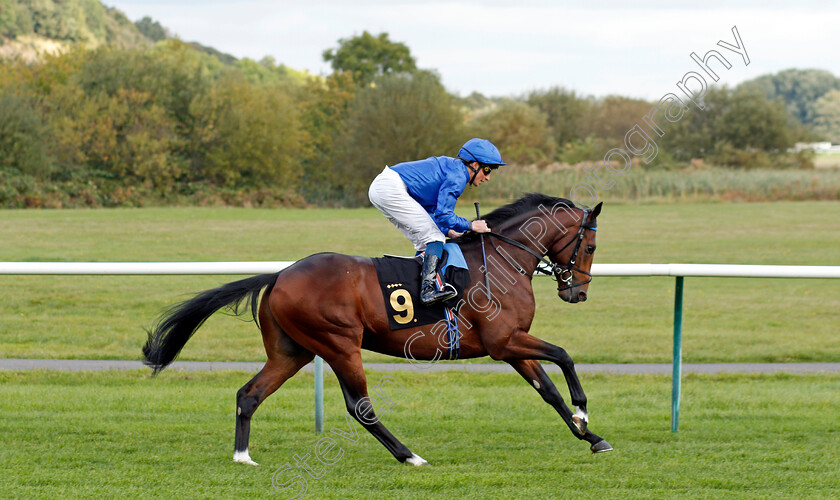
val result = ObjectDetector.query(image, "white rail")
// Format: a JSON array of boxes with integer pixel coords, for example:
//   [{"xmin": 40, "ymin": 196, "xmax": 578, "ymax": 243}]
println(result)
[
  {"xmin": 2, "ymin": 261, "xmax": 839, "ymax": 278},
  {"xmin": 0, "ymin": 261, "xmax": 297, "ymax": 275},
  {"xmin": 592, "ymin": 263, "xmax": 840, "ymax": 278}
]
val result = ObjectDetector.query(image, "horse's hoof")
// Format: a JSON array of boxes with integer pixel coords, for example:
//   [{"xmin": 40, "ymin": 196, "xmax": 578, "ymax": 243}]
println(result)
[
  {"xmin": 572, "ymin": 407, "xmax": 589, "ymax": 436},
  {"xmin": 233, "ymin": 450, "xmax": 260, "ymax": 466},
  {"xmin": 405, "ymin": 453, "xmax": 429, "ymax": 466},
  {"xmin": 572, "ymin": 415, "xmax": 588, "ymax": 436},
  {"xmin": 590, "ymin": 440, "xmax": 613, "ymax": 453}
]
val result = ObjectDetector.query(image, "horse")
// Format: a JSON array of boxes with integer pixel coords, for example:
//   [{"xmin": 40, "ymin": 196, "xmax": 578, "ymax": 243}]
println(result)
[{"xmin": 142, "ymin": 193, "xmax": 611, "ymax": 467}]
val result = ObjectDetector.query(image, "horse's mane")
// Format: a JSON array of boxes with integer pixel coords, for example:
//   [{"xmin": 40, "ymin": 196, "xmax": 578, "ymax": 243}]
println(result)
[{"xmin": 453, "ymin": 193, "xmax": 578, "ymax": 244}]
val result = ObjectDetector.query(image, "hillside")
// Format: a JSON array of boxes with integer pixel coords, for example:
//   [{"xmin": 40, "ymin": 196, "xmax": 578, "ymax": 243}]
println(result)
[
  {"xmin": 0, "ymin": 0, "xmax": 235, "ymax": 63},
  {"xmin": 0, "ymin": 0, "xmax": 150, "ymax": 57}
]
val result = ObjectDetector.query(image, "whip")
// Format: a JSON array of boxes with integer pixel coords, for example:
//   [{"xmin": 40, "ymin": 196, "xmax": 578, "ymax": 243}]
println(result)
[{"xmin": 475, "ymin": 202, "xmax": 491, "ymax": 301}]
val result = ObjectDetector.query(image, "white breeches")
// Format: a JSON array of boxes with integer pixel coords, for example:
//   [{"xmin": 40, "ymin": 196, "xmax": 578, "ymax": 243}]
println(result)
[{"xmin": 368, "ymin": 167, "xmax": 446, "ymax": 252}]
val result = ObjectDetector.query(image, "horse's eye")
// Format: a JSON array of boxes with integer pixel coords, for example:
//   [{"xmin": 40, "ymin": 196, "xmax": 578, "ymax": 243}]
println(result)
[{"xmin": 586, "ymin": 245, "xmax": 596, "ymax": 254}]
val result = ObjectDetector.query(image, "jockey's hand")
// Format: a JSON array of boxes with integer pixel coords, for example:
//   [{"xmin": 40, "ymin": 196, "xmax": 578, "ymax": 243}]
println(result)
[
  {"xmin": 471, "ymin": 220, "xmax": 491, "ymax": 233},
  {"xmin": 447, "ymin": 229, "xmax": 464, "ymax": 238}
]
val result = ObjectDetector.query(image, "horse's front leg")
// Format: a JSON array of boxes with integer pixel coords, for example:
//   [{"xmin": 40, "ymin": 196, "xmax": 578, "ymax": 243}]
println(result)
[
  {"xmin": 507, "ymin": 359, "xmax": 612, "ymax": 453},
  {"xmin": 493, "ymin": 329, "xmax": 590, "ymax": 425}
]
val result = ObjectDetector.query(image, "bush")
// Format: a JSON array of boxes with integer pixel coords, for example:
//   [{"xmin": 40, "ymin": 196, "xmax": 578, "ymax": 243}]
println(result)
[
  {"xmin": 769, "ymin": 150, "xmax": 815, "ymax": 170},
  {"xmin": 557, "ymin": 137, "xmax": 608, "ymax": 163},
  {"xmin": 709, "ymin": 143, "xmax": 771, "ymax": 169},
  {"xmin": 0, "ymin": 93, "xmax": 55, "ymax": 177}
]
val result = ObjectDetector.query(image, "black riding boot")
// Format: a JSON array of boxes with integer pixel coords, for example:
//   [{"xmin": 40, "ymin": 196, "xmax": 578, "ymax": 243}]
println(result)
[{"xmin": 420, "ymin": 253, "xmax": 457, "ymax": 306}]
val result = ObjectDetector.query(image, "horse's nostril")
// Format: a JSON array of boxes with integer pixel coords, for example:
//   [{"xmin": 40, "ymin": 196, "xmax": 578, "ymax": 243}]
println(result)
[{"xmin": 578, "ymin": 291, "xmax": 587, "ymax": 302}]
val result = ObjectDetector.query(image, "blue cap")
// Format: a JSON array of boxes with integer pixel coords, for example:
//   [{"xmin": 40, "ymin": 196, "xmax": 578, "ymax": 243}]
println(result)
[{"xmin": 458, "ymin": 138, "xmax": 506, "ymax": 166}]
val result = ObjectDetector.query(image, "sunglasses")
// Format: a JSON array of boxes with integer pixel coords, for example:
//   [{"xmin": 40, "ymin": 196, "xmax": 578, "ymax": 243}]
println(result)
[{"xmin": 480, "ymin": 164, "xmax": 500, "ymax": 175}]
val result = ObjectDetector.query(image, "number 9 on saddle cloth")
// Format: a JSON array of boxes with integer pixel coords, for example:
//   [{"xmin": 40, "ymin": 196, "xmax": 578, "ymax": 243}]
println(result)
[{"xmin": 372, "ymin": 243, "xmax": 471, "ymax": 358}]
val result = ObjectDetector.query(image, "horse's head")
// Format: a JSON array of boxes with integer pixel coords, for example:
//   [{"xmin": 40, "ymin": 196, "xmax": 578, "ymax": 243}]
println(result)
[
  {"xmin": 455, "ymin": 194, "xmax": 603, "ymax": 304},
  {"xmin": 549, "ymin": 202, "xmax": 601, "ymax": 304}
]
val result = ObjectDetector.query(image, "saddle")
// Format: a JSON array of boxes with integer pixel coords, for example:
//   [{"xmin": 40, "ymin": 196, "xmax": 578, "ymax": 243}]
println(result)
[{"xmin": 372, "ymin": 243, "xmax": 471, "ymax": 332}]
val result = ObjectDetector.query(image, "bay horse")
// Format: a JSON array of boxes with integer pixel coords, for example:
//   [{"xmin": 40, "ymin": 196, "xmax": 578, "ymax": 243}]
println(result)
[{"xmin": 143, "ymin": 193, "xmax": 611, "ymax": 466}]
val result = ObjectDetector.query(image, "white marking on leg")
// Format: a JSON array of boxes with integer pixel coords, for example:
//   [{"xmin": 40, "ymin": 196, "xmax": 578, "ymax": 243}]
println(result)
[
  {"xmin": 574, "ymin": 407, "xmax": 589, "ymax": 423},
  {"xmin": 405, "ymin": 453, "xmax": 429, "ymax": 466},
  {"xmin": 237, "ymin": 406, "xmax": 242, "ymax": 415},
  {"xmin": 532, "ymin": 379, "xmax": 540, "ymax": 390},
  {"xmin": 233, "ymin": 449, "xmax": 259, "ymax": 466}
]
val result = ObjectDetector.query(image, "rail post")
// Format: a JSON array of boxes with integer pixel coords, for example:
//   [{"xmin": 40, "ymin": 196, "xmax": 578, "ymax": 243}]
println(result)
[
  {"xmin": 314, "ymin": 356, "xmax": 324, "ymax": 432},
  {"xmin": 671, "ymin": 276, "xmax": 684, "ymax": 432}
]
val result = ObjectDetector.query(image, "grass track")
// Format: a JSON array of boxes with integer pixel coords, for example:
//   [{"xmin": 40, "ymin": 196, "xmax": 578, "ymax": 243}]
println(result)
[
  {"xmin": 1, "ymin": 370, "xmax": 838, "ymax": 499},
  {"xmin": 1, "ymin": 202, "xmax": 839, "ymax": 363}
]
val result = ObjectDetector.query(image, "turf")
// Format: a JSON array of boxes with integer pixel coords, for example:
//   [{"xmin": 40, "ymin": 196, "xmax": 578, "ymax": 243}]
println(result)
[
  {"xmin": 1, "ymin": 370, "xmax": 838, "ymax": 499},
  {"xmin": 1, "ymin": 201, "xmax": 839, "ymax": 363}
]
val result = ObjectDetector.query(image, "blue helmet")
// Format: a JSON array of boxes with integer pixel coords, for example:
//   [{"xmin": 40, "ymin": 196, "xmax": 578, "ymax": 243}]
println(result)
[{"xmin": 458, "ymin": 138, "xmax": 506, "ymax": 166}]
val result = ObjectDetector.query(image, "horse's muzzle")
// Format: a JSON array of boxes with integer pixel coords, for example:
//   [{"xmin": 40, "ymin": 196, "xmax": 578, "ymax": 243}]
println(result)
[{"xmin": 558, "ymin": 288, "xmax": 587, "ymax": 303}]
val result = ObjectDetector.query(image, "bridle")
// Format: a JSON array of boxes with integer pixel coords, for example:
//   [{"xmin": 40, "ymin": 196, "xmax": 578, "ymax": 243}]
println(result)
[{"xmin": 485, "ymin": 209, "xmax": 597, "ymax": 293}]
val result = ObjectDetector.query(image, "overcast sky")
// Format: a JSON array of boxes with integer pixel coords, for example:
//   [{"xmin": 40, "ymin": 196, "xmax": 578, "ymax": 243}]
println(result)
[{"xmin": 104, "ymin": 1, "xmax": 840, "ymax": 100}]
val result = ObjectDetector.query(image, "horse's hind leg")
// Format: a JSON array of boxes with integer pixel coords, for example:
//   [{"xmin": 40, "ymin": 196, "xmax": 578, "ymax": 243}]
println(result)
[
  {"xmin": 327, "ymin": 351, "xmax": 423, "ymax": 465},
  {"xmin": 233, "ymin": 354, "xmax": 313, "ymax": 465},
  {"xmin": 234, "ymin": 306, "xmax": 314, "ymax": 466},
  {"xmin": 508, "ymin": 359, "xmax": 612, "ymax": 453}
]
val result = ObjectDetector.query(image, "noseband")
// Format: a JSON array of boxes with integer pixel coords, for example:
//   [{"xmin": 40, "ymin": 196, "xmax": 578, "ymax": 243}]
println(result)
[{"xmin": 485, "ymin": 210, "xmax": 597, "ymax": 293}]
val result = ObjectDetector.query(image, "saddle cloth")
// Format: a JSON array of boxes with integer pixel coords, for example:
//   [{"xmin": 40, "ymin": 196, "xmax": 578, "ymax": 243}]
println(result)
[{"xmin": 372, "ymin": 243, "xmax": 471, "ymax": 331}]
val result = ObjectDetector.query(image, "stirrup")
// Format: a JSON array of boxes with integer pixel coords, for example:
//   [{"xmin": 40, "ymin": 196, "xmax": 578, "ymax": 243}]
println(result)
[
  {"xmin": 440, "ymin": 283, "xmax": 458, "ymax": 302},
  {"xmin": 421, "ymin": 282, "xmax": 457, "ymax": 305}
]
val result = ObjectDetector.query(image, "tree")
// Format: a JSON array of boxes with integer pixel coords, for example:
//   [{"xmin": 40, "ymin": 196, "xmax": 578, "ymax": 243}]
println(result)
[
  {"xmin": 0, "ymin": 0, "xmax": 32, "ymax": 38},
  {"xmin": 333, "ymin": 71, "xmax": 462, "ymax": 203},
  {"xmin": 135, "ymin": 16, "xmax": 169, "ymax": 42},
  {"xmin": 526, "ymin": 86, "xmax": 590, "ymax": 148},
  {"xmin": 298, "ymin": 72, "xmax": 356, "ymax": 202},
  {"xmin": 30, "ymin": 44, "xmax": 221, "ymax": 188},
  {"xmin": 716, "ymin": 87, "xmax": 794, "ymax": 152},
  {"xmin": 190, "ymin": 74, "xmax": 306, "ymax": 190},
  {"xmin": 69, "ymin": 88, "xmax": 182, "ymax": 187},
  {"xmin": 662, "ymin": 86, "xmax": 797, "ymax": 165},
  {"xmin": 579, "ymin": 95, "xmax": 652, "ymax": 144},
  {"xmin": 811, "ymin": 89, "xmax": 840, "ymax": 144},
  {"xmin": 660, "ymin": 87, "xmax": 724, "ymax": 160},
  {"xmin": 234, "ymin": 56, "xmax": 308, "ymax": 87},
  {"xmin": 740, "ymin": 69, "xmax": 840, "ymax": 125},
  {"xmin": 323, "ymin": 31, "xmax": 417, "ymax": 85},
  {"xmin": 468, "ymin": 99, "xmax": 555, "ymax": 165},
  {"xmin": 37, "ymin": 49, "xmax": 185, "ymax": 188}
]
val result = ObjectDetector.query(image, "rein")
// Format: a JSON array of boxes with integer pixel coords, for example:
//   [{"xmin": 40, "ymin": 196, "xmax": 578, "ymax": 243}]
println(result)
[{"xmin": 484, "ymin": 210, "xmax": 596, "ymax": 293}]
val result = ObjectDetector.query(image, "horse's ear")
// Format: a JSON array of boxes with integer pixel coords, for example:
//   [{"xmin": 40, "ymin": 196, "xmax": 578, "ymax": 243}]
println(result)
[{"xmin": 590, "ymin": 202, "xmax": 603, "ymax": 219}]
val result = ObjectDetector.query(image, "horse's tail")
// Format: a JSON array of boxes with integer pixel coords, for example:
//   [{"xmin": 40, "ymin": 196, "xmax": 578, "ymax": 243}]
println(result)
[{"xmin": 142, "ymin": 272, "xmax": 280, "ymax": 374}]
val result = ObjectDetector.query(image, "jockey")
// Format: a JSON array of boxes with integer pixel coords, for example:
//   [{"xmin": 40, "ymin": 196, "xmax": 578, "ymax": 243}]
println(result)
[{"xmin": 369, "ymin": 138, "xmax": 505, "ymax": 305}]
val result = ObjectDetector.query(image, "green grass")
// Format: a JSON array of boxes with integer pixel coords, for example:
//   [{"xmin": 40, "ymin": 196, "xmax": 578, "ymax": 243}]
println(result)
[
  {"xmin": 1, "ymin": 202, "xmax": 839, "ymax": 363},
  {"xmin": 1, "ymin": 370, "xmax": 838, "ymax": 499}
]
